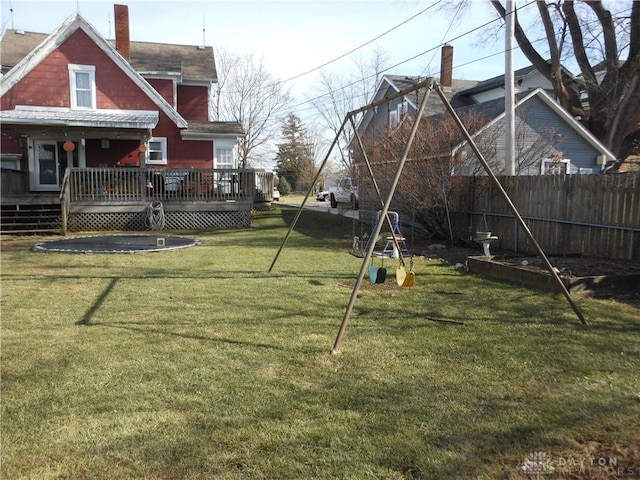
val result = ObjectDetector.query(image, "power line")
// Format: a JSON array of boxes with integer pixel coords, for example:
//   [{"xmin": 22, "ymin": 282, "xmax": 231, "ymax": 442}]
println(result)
[
  {"xmin": 235, "ymin": 2, "xmax": 632, "ymax": 140},
  {"xmin": 284, "ymin": 2, "xmax": 631, "ymax": 120},
  {"xmin": 285, "ymin": 3, "xmax": 514, "ymax": 116},
  {"xmin": 278, "ymin": 0, "xmax": 444, "ymax": 85},
  {"xmin": 217, "ymin": 0, "xmax": 445, "ymax": 99},
  {"xmin": 421, "ymin": 0, "xmax": 465, "ymax": 77}
]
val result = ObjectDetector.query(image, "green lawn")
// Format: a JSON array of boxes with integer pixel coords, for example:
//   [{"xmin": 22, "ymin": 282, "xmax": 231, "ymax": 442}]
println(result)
[{"xmin": 2, "ymin": 206, "xmax": 639, "ymax": 479}]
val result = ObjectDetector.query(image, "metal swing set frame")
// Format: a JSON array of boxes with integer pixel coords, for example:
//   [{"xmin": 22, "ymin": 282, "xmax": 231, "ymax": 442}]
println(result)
[{"xmin": 268, "ymin": 77, "xmax": 587, "ymax": 353}]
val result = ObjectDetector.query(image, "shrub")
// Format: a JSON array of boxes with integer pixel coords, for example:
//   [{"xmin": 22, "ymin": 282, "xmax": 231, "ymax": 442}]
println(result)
[{"xmin": 278, "ymin": 176, "xmax": 292, "ymax": 196}]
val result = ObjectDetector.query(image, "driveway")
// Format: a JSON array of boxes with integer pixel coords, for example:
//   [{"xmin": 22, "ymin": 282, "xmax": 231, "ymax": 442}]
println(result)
[{"xmin": 279, "ymin": 197, "xmax": 359, "ymax": 220}]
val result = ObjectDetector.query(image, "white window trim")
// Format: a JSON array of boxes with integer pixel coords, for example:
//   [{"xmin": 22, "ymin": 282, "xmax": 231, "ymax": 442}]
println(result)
[
  {"xmin": 215, "ymin": 146, "xmax": 235, "ymax": 169},
  {"xmin": 214, "ymin": 140, "xmax": 237, "ymax": 169},
  {"xmin": 541, "ymin": 158, "xmax": 571, "ymax": 175},
  {"xmin": 388, "ymin": 100, "xmax": 407, "ymax": 128},
  {"xmin": 146, "ymin": 137, "xmax": 168, "ymax": 165},
  {"xmin": 1, "ymin": 153, "xmax": 22, "ymax": 170},
  {"xmin": 68, "ymin": 64, "xmax": 96, "ymax": 110},
  {"xmin": 389, "ymin": 109, "xmax": 399, "ymax": 127}
]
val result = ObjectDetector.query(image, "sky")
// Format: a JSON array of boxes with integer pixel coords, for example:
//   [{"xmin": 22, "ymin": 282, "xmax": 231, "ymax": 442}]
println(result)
[
  {"xmin": 2, "ymin": 0, "xmax": 556, "ymax": 168},
  {"xmin": 1, "ymin": 0, "xmax": 537, "ymax": 103}
]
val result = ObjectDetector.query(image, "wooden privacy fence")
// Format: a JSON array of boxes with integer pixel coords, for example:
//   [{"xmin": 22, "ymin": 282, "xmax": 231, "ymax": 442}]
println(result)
[{"xmin": 451, "ymin": 173, "xmax": 640, "ymax": 261}]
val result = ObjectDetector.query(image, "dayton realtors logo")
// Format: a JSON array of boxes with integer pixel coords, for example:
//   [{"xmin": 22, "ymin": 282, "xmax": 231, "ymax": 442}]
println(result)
[
  {"xmin": 522, "ymin": 451, "xmax": 639, "ymax": 478},
  {"xmin": 522, "ymin": 451, "xmax": 554, "ymax": 478}
]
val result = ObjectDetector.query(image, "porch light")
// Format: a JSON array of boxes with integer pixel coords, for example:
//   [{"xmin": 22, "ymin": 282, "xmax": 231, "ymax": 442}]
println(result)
[
  {"xmin": 63, "ymin": 141, "xmax": 75, "ymax": 152},
  {"xmin": 139, "ymin": 144, "xmax": 148, "ymax": 153}
]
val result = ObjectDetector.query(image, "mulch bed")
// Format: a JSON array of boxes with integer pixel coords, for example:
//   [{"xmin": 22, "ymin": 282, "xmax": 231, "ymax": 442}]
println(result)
[
  {"xmin": 488, "ymin": 255, "xmax": 640, "ymax": 278},
  {"xmin": 419, "ymin": 244, "xmax": 640, "ymax": 278},
  {"xmin": 419, "ymin": 244, "xmax": 640, "ymax": 303}
]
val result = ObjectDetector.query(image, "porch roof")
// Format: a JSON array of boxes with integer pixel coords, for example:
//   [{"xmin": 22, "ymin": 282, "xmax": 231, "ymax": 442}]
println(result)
[
  {"xmin": 181, "ymin": 120, "xmax": 245, "ymax": 140},
  {"xmin": 0, "ymin": 107, "xmax": 159, "ymax": 129}
]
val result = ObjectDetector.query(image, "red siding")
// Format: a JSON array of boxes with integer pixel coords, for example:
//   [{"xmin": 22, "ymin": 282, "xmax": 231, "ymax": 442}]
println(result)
[
  {"xmin": 1, "ymin": 27, "xmax": 217, "ymax": 169},
  {"xmin": 147, "ymin": 78, "xmax": 175, "ymax": 107},
  {"xmin": 0, "ymin": 129, "xmax": 28, "ymax": 157},
  {"xmin": 2, "ymin": 29, "xmax": 160, "ymax": 111},
  {"xmin": 177, "ymin": 84, "xmax": 208, "ymax": 121},
  {"xmin": 85, "ymin": 139, "xmax": 141, "ymax": 167},
  {"xmin": 169, "ymin": 139, "xmax": 214, "ymax": 168},
  {"xmin": 152, "ymin": 115, "xmax": 213, "ymax": 168},
  {"xmin": 1, "ymin": 49, "xmax": 71, "ymax": 109}
]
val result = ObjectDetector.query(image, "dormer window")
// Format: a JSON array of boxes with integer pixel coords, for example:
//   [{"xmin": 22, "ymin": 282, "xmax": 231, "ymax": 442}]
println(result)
[
  {"xmin": 389, "ymin": 100, "xmax": 407, "ymax": 128},
  {"xmin": 68, "ymin": 64, "xmax": 96, "ymax": 109}
]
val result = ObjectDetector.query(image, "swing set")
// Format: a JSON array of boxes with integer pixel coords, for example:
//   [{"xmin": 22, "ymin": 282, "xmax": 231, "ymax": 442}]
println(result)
[
  {"xmin": 347, "ymin": 108, "xmax": 415, "ymax": 288},
  {"xmin": 268, "ymin": 78, "xmax": 588, "ymax": 353}
]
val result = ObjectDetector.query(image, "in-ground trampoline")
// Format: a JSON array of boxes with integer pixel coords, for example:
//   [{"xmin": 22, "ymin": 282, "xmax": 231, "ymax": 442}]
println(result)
[{"xmin": 34, "ymin": 234, "xmax": 200, "ymax": 253}]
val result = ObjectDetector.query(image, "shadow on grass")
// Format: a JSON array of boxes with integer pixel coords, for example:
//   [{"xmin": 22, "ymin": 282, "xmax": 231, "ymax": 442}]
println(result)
[
  {"xmin": 278, "ymin": 206, "xmax": 354, "ymax": 243},
  {"xmin": 75, "ymin": 277, "xmax": 119, "ymax": 325},
  {"xmin": 78, "ymin": 344, "xmax": 639, "ymax": 479},
  {"xmin": 96, "ymin": 321, "xmax": 285, "ymax": 351}
]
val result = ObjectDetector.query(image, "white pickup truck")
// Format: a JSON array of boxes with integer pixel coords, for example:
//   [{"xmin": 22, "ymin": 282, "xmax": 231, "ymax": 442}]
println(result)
[{"xmin": 329, "ymin": 177, "xmax": 359, "ymax": 209}]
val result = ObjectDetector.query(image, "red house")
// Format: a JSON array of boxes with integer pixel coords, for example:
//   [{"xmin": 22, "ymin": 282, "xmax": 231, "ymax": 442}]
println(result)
[{"xmin": 1, "ymin": 5, "xmax": 271, "ymax": 233}]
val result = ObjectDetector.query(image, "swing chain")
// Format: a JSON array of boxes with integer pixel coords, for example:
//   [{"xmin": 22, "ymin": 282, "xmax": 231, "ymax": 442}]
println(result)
[{"xmin": 480, "ymin": 211, "xmax": 489, "ymax": 232}]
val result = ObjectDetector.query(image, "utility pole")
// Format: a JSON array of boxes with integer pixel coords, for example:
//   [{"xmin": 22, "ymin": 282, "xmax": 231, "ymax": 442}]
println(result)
[{"xmin": 505, "ymin": 0, "xmax": 516, "ymax": 175}]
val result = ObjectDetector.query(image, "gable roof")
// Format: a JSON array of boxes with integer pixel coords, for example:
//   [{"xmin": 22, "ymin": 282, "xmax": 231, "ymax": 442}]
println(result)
[
  {"xmin": 0, "ymin": 13, "xmax": 188, "ymax": 128},
  {"xmin": 352, "ymin": 74, "xmax": 479, "ymax": 144},
  {"xmin": 457, "ymin": 62, "xmax": 580, "ymax": 97},
  {"xmin": 127, "ymin": 41, "xmax": 216, "ymax": 81},
  {"xmin": 437, "ymin": 88, "xmax": 615, "ymax": 161},
  {"xmin": 383, "ymin": 75, "xmax": 479, "ymax": 113},
  {"xmin": 1, "ymin": 29, "xmax": 216, "ymax": 81}
]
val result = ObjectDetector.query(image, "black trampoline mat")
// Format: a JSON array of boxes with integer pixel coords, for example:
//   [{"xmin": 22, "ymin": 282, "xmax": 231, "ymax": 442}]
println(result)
[{"xmin": 34, "ymin": 234, "xmax": 200, "ymax": 253}]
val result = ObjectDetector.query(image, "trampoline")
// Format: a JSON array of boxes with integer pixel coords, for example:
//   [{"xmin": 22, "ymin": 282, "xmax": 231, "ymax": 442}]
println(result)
[{"xmin": 34, "ymin": 234, "xmax": 200, "ymax": 254}]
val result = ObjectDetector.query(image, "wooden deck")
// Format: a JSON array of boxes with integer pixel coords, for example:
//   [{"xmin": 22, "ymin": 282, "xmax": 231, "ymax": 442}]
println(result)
[{"xmin": 2, "ymin": 167, "xmax": 275, "ymax": 234}]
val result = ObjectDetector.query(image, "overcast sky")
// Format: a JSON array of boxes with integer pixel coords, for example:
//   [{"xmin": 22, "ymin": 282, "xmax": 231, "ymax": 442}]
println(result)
[{"xmin": 1, "ymin": 0, "xmax": 537, "ymax": 96}]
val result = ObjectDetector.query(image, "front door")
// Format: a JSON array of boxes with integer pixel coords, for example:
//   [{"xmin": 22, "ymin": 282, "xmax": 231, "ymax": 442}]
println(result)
[{"xmin": 31, "ymin": 140, "xmax": 80, "ymax": 191}]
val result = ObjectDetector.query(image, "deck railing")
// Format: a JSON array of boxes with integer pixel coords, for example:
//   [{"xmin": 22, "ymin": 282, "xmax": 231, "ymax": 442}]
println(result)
[{"xmin": 68, "ymin": 167, "xmax": 264, "ymax": 203}]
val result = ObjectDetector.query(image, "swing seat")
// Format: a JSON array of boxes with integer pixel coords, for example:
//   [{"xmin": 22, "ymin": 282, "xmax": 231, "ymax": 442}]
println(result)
[
  {"xmin": 369, "ymin": 265, "xmax": 378, "ymax": 283},
  {"xmin": 396, "ymin": 266, "xmax": 416, "ymax": 287},
  {"xmin": 369, "ymin": 265, "xmax": 386, "ymax": 284}
]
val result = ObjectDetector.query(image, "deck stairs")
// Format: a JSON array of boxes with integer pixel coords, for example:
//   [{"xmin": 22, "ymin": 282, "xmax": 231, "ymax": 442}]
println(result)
[{"xmin": 1, "ymin": 196, "xmax": 62, "ymax": 235}]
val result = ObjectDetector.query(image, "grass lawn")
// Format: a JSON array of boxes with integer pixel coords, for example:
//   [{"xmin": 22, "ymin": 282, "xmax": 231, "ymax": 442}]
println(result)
[{"xmin": 2, "ymin": 206, "xmax": 639, "ymax": 479}]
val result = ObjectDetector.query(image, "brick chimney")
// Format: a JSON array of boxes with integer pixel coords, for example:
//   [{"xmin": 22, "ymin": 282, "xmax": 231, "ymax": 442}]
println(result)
[
  {"xmin": 440, "ymin": 44, "xmax": 453, "ymax": 91},
  {"xmin": 114, "ymin": 4, "xmax": 130, "ymax": 61}
]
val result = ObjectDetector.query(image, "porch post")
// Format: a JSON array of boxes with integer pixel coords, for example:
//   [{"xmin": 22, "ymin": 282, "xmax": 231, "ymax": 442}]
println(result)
[{"xmin": 140, "ymin": 133, "xmax": 149, "ymax": 201}]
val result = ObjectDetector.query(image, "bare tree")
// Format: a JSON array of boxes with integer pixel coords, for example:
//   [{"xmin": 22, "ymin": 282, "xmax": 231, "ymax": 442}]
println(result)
[
  {"xmin": 356, "ymin": 104, "xmax": 563, "ymax": 241},
  {"xmin": 353, "ymin": 111, "xmax": 494, "ymax": 240},
  {"xmin": 306, "ymin": 46, "xmax": 390, "ymax": 173},
  {"xmin": 487, "ymin": 0, "xmax": 640, "ymax": 160},
  {"xmin": 214, "ymin": 48, "xmax": 292, "ymax": 168}
]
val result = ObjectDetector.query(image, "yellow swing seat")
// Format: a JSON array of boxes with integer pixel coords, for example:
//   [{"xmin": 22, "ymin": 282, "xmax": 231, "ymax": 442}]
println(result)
[{"xmin": 396, "ymin": 265, "xmax": 415, "ymax": 287}]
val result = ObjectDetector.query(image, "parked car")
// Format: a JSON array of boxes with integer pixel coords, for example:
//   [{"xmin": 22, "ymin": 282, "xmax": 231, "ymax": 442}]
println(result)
[
  {"xmin": 273, "ymin": 188, "xmax": 280, "ymax": 201},
  {"xmin": 329, "ymin": 177, "xmax": 359, "ymax": 209},
  {"xmin": 316, "ymin": 189, "xmax": 329, "ymax": 201}
]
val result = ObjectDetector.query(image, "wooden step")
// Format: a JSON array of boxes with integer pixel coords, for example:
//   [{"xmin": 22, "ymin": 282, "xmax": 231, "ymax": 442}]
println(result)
[
  {"xmin": 1, "ymin": 203, "xmax": 62, "ymax": 235},
  {"xmin": 1, "ymin": 228, "xmax": 61, "ymax": 235}
]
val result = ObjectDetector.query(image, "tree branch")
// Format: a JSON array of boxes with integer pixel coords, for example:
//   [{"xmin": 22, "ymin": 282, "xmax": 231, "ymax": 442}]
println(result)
[{"xmin": 490, "ymin": 1, "xmax": 551, "ymax": 78}]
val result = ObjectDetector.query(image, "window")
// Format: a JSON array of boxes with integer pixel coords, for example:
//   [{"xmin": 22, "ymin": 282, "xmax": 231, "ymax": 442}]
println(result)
[
  {"xmin": 215, "ymin": 147, "xmax": 237, "ymax": 194},
  {"xmin": 389, "ymin": 109, "xmax": 399, "ymax": 127},
  {"xmin": 216, "ymin": 147, "xmax": 235, "ymax": 169},
  {"xmin": 389, "ymin": 100, "xmax": 407, "ymax": 127},
  {"xmin": 1, "ymin": 153, "xmax": 22, "ymax": 170},
  {"xmin": 541, "ymin": 157, "xmax": 571, "ymax": 175},
  {"xmin": 146, "ymin": 138, "xmax": 167, "ymax": 165},
  {"xmin": 68, "ymin": 64, "xmax": 96, "ymax": 109}
]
